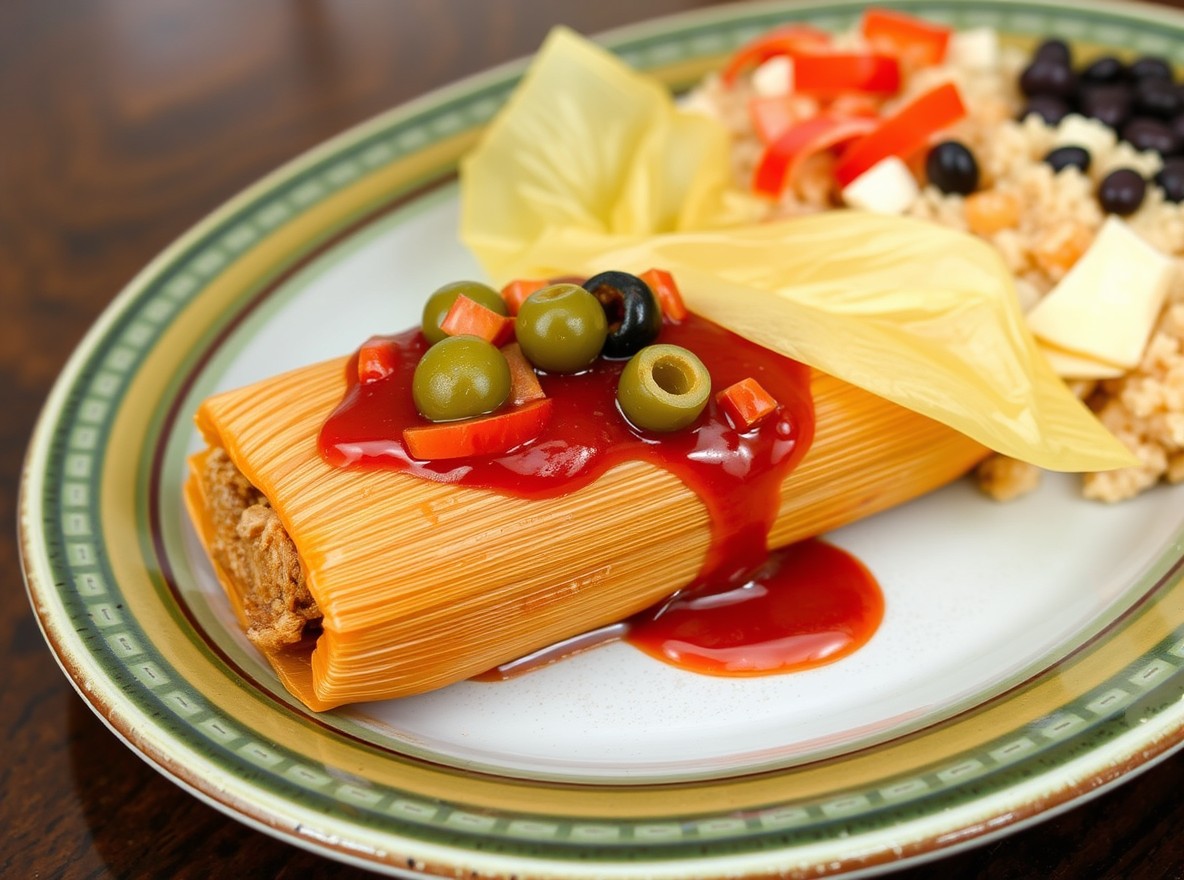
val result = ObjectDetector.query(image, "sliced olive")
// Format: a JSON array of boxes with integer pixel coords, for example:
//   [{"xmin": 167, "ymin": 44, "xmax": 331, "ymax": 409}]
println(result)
[
  {"xmin": 1122, "ymin": 117, "xmax": 1181, "ymax": 156},
  {"xmin": 1080, "ymin": 55, "xmax": 1126, "ymax": 86},
  {"xmin": 1156, "ymin": 157, "xmax": 1184, "ymax": 202},
  {"xmin": 516, "ymin": 283, "xmax": 608, "ymax": 373},
  {"xmin": 617, "ymin": 344, "xmax": 710, "ymax": 433},
  {"xmin": 1044, "ymin": 145, "xmax": 1091, "ymax": 174},
  {"xmin": 1020, "ymin": 95, "xmax": 1070, "ymax": 125},
  {"xmin": 1098, "ymin": 168, "xmax": 1147, "ymax": 216},
  {"xmin": 1079, "ymin": 83, "xmax": 1133, "ymax": 130},
  {"xmin": 1019, "ymin": 57, "xmax": 1077, "ymax": 99},
  {"xmin": 412, "ymin": 335, "xmax": 510, "ymax": 422},
  {"xmin": 926, "ymin": 141, "xmax": 979, "ymax": 195},
  {"xmin": 421, "ymin": 280, "xmax": 507, "ymax": 345},
  {"xmin": 1033, "ymin": 38, "xmax": 1071, "ymax": 66},
  {"xmin": 583, "ymin": 270, "xmax": 662, "ymax": 359},
  {"xmin": 1134, "ymin": 78, "xmax": 1183, "ymax": 119},
  {"xmin": 1129, "ymin": 56, "xmax": 1172, "ymax": 82}
]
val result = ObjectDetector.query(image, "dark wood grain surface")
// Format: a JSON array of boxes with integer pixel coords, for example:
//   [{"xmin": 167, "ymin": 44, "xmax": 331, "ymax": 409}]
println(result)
[{"xmin": 6, "ymin": 1, "xmax": 1184, "ymax": 877}]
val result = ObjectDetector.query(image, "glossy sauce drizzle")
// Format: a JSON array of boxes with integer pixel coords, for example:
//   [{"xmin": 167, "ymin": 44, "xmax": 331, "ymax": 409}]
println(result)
[{"xmin": 320, "ymin": 315, "xmax": 884, "ymax": 678}]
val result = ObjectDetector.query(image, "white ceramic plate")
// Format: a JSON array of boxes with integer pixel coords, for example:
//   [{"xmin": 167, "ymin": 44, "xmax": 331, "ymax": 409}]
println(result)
[{"xmin": 21, "ymin": 1, "xmax": 1184, "ymax": 877}]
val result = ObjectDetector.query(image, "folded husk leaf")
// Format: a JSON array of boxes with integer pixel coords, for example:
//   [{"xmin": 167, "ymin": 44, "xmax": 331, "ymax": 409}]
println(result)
[{"xmin": 459, "ymin": 27, "xmax": 1135, "ymax": 473}]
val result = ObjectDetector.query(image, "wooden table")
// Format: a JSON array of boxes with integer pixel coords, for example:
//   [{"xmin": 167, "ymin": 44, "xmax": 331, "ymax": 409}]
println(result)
[{"xmin": 5, "ymin": 1, "xmax": 1184, "ymax": 876}]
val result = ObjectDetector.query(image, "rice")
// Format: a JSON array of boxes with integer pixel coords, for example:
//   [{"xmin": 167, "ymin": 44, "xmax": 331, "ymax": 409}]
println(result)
[{"xmin": 687, "ymin": 28, "xmax": 1184, "ymax": 502}]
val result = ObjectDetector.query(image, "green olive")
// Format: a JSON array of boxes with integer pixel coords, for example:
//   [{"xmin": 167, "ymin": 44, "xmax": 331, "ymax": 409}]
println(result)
[
  {"xmin": 617, "ymin": 344, "xmax": 711, "ymax": 432},
  {"xmin": 412, "ymin": 335, "xmax": 511, "ymax": 421},
  {"xmin": 516, "ymin": 283, "xmax": 608, "ymax": 373},
  {"xmin": 421, "ymin": 280, "xmax": 507, "ymax": 345}
]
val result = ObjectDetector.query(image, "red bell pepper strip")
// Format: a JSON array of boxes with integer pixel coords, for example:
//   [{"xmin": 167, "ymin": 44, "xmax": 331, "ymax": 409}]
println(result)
[
  {"xmin": 791, "ymin": 52, "xmax": 901, "ymax": 97},
  {"xmin": 752, "ymin": 115, "xmax": 876, "ymax": 197},
  {"xmin": 834, "ymin": 81, "xmax": 966, "ymax": 187},
  {"xmin": 720, "ymin": 23, "xmax": 831, "ymax": 86},
  {"xmin": 860, "ymin": 8, "xmax": 952, "ymax": 67},
  {"xmin": 717, "ymin": 378, "xmax": 779, "ymax": 430},
  {"xmin": 499, "ymin": 278, "xmax": 548, "ymax": 315},
  {"xmin": 639, "ymin": 268, "xmax": 688, "ymax": 322},
  {"xmin": 356, "ymin": 336, "xmax": 399, "ymax": 385},
  {"xmin": 501, "ymin": 342, "xmax": 546, "ymax": 405},
  {"xmin": 440, "ymin": 294, "xmax": 515, "ymax": 347},
  {"xmin": 403, "ymin": 399, "xmax": 553, "ymax": 460}
]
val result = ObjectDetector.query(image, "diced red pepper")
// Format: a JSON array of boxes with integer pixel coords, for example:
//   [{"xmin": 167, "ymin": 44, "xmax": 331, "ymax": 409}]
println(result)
[
  {"xmin": 403, "ymin": 399, "xmax": 553, "ymax": 460},
  {"xmin": 791, "ymin": 51, "xmax": 901, "ymax": 97},
  {"xmin": 440, "ymin": 295, "xmax": 515, "ymax": 347},
  {"xmin": 720, "ymin": 23, "xmax": 831, "ymax": 86},
  {"xmin": 500, "ymin": 278, "xmax": 549, "ymax": 316},
  {"xmin": 834, "ymin": 81, "xmax": 966, "ymax": 187},
  {"xmin": 639, "ymin": 268, "xmax": 688, "ymax": 322},
  {"xmin": 501, "ymin": 342, "xmax": 546, "ymax": 405},
  {"xmin": 752, "ymin": 115, "xmax": 876, "ymax": 197},
  {"xmin": 716, "ymin": 378, "xmax": 779, "ymax": 430},
  {"xmin": 356, "ymin": 336, "xmax": 400, "ymax": 385},
  {"xmin": 860, "ymin": 8, "xmax": 952, "ymax": 67}
]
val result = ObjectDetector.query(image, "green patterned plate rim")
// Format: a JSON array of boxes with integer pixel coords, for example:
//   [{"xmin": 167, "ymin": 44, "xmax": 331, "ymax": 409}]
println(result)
[{"xmin": 19, "ymin": 0, "xmax": 1184, "ymax": 877}]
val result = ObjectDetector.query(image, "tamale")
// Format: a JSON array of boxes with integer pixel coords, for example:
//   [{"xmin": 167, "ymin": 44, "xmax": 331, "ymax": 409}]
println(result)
[{"xmin": 186, "ymin": 352, "xmax": 985, "ymax": 711}]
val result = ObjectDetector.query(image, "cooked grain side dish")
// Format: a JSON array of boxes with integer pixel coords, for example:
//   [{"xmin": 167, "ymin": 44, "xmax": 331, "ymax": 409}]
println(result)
[{"xmin": 684, "ymin": 16, "xmax": 1184, "ymax": 501}]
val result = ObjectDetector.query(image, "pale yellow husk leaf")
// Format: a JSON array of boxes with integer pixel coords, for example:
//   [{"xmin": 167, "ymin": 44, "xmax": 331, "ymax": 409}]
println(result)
[{"xmin": 459, "ymin": 27, "xmax": 1135, "ymax": 473}]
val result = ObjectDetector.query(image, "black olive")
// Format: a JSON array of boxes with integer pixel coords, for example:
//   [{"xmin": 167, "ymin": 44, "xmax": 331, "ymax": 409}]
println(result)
[
  {"xmin": 1129, "ymin": 56, "xmax": 1173, "ymax": 82},
  {"xmin": 1098, "ymin": 168, "xmax": 1147, "ymax": 215},
  {"xmin": 1044, "ymin": 145, "xmax": 1091, "ymax": 174},
  {"xmin": 1079, "ymin": 84, "xmax": 1133, "ymax": 130},
  {"xmin": 1034, "ymin": 38, "xmax": 1072, "ymax": 66},
  {"xmin": 1155, "ymin": 157, "xmax": 1184, "ymax": 202},
  {"xmin": 1020, "ymin": 95, "xmax": 1071, "ymax": 125},
  {"xmin": 583, "ymin": 270, "xmax": 662, "ymax": 359},
  {"xmin": 1172, "ymin": 114, "xmax": 1184, "ymax": 147},
  {"xmin": 925, "ymin": 141, "xmax": 979, "ymax": 195},
  {"xmin": 1122, "ymin": 117, "xmax": 1181, "ymax": 155},
  {"xmin": 1019, "ymin": 58, "xmax": 1077, "ymax": 98},
  {"xmin": 1134, "ymin": 78, "xmax": 1183, "ymax": 119},
  {"xmin": 1080, "ymin": 55, "xmax": 1126, "ymax": 86}
]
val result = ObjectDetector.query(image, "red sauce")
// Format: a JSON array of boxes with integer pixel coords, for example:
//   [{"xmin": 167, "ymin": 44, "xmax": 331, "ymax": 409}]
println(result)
[
  {"xmin": 628, "ymin": 538, "xmax": 883, "ymax": 675},
  {"xmin": 319, "ymin": 314, "xmax": 884, "ymax": 678}
]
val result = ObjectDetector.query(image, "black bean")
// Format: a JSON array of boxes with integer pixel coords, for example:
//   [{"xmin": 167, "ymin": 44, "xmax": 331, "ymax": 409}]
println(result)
[
  {"xmin": 1034, "ymin": 38, "xmax": 1072, "ymax": 66},
  {"xmin": 1020, "ymin": 95, "xmax": 1071, "ymax": 125},
  {"xmin": 1123, "ymin": 117, "xmax": 1181, "ymax": 155},
  {"xmin": 1134, "ymin": 78, "xmax": 1183, "ymax": 119},
  {"xmin": 1079, "ymin": 84, "xmax": 1133, "ymax": 130},
  {"xmin": 1130, "ymin": 56, "xmax": 1173, "ymax": 82},
  {"xmin": 1080, "ymin": 55, "xmax": 1126, "ymax": 86},
  {"xmin": 925, "ymin": 141, "xmax": 980, "ymax": 195},
  {"xmin": 1019, "ymin": 58, "xmax": 1078, "ymax": 98},
  {"xmin": 1155, "ymin": 157, "xmax": 1184, "ymax": 202},
  {"xmin": 583, "ymin": 270, "xmax": 662, "ymax": 359},
  {"xmin": 1098, "ymin": 168, "xmax": 1147, "ymax": 215},
  {"xmin": 1044, "ymin": 145, "xmax": 1091, "ymax": 174}
]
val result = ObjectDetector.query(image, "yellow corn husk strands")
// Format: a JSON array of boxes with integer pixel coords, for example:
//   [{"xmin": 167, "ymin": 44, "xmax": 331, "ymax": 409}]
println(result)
[{"xmin": 187, "ymin": 357, "xmax": 985, "ymax": 711}]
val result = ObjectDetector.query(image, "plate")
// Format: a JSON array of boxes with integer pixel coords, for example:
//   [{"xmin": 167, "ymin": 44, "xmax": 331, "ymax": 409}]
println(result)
[{"xmin": 19, "ymin": 0, "xmax": 1184, "ymax": 876}]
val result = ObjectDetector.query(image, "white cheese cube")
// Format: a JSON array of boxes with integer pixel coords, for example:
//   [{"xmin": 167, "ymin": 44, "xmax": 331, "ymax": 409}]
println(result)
[
  {"xmin": 948, "ymin": 27, "xmax": 999, "ymax": 70},
  {"xmin": 841, "ymin": 156, "xmax": 920, "ymax": 215},
  {"xmin": 1037, "ymin": 343, "xmax": 1126, "ymax": 380},
  {"xmin": 1052, "ymin": 114, "xmax": 1116, "ymax": 157},
  {"xmin": 752, "ymin": 56, "xmax": 793, "ymax": 97},
  {"xmin": 1026, "ymin": 216, "xmax": 1173, "ymax": 370}
]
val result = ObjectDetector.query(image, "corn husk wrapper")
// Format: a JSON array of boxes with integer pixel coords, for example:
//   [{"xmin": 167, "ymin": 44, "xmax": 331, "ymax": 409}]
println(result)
[{"xmin": 459, "ymin": 28, "xmax": 1134, "ymax": 473}]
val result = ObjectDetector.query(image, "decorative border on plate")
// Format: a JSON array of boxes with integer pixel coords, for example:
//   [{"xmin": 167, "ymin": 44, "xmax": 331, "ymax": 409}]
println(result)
[{"xmin": 24, "ymin": 0, "xmax": 1184, "ymax": 870}]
